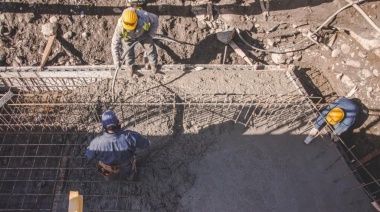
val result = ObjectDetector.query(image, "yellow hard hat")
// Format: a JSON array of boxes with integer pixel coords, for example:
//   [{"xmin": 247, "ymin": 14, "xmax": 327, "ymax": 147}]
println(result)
[
  {"xmin": 326, "ymin": 108, "xmax": 345, "ymax": 125},
  {"xmin": 122, "ymin": 10, "xmax": 138, "ymax": 31}
]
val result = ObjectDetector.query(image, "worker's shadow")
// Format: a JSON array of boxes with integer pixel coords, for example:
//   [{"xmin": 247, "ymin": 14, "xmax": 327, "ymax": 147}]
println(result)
[
  {"xmin": 48, "ymin": 26, "xmax": 87, "ymax": 65},
  {"xmin": 156, "ymin": 33, "xmax": 265, "ymax": 65},
  {"xmin": 293, "ymin": 68, "xmax": 337, "ymax": 103},
  {"xmin": 155, "ymin": 34, "xmax": 226, "ymax": 64}
]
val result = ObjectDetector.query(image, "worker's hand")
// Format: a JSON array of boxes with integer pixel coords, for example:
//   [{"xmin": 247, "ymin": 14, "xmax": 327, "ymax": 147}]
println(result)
[
  {"xmin": 309, "ymin": 128, "xmax": 319, "ymax": 137},
  {"xmin": 330, "ymin": 133, "xmax": 340, "ymax": 142}
]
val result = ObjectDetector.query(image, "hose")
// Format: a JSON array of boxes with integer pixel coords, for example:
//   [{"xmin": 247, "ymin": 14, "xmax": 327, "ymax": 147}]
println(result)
[
  {"xmin": 111, "ymin": 34, "xmax": 195, "ymax": 101},
  {"xmin": 111, "ymin": 40, "xmax": 140, "ymax": 102},
  {"xmin": 153, "ymin": 34, "xmax": 197, "ymax": 46}
]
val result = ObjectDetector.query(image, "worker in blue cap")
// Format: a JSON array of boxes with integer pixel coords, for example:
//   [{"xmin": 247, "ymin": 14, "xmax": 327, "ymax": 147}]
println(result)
[{"xmin": 86, "ymin": 110, "xmax": 150, "ymax": 180}]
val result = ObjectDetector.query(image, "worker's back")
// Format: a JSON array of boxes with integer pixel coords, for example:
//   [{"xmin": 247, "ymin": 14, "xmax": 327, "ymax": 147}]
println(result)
[{"xmin": 86, "ymin": 129, "xmax": 150, "ymax": 165}]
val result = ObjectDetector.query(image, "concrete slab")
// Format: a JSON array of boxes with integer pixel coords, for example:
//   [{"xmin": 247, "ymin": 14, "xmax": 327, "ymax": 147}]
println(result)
[{"xmin": 179, "ymin": 127, "xmax": 374, "ymax": 211}]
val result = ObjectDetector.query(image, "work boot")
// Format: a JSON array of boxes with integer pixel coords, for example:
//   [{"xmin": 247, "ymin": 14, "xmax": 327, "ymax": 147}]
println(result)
[
  {"xmin": 103, "ymin": 175, "xmax": 111, "ymax": 181},
  {"xmin": 125, "ymin": 171, "xmax": 136, "ymax": 181},
  {"xmin": 304, "ymin": 135, "xmax": 314, "ymax": 145},
  {"xmin": 330, "ymin": 133, "xmax": 340, "ymax": 142},
  {"xmin": 151, "ymin": 65, "xmax": 157, "ymax": 74},
  {"xmin": 144, "ymin": 63, "xmax": 150, "ymax": 70},
  {"xmin": 126, "ymin": 66, "xmax": 133, "ymax": 77}
]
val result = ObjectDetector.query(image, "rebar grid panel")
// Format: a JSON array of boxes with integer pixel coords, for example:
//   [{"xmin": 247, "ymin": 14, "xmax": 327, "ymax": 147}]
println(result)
[
  {"xmin": 0, "ymin": 133, "xmax": 145, "ymax": 211},
  {"xmin": 0, "ymin": 94, "xmax": 320, "ymax": 211},
  {"xmin": 181, "ymin": 93, "xmax": 321, "ymax": 130},
  {"xmin": 0, "ymin": 90, "xmax": 320, "ymax": 133},
  {"xmin": 0, "ymin": 91, "xmax": 176, "ymax": 133},
  {"xmin": 0, "ymin": 64, "xmax": 323, "ymax": 210}
]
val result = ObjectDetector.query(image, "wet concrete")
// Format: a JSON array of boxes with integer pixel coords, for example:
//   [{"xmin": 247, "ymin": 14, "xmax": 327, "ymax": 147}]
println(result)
[{"xmin": 179, "ymin": 127, "xmax": 374, "ymax": 212}]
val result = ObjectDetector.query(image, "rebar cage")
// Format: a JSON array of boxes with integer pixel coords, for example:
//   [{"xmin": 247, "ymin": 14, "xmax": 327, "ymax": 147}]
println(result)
[{"xmin": 0, "ymin": 65, "xmax": 323, "ymax": 211}]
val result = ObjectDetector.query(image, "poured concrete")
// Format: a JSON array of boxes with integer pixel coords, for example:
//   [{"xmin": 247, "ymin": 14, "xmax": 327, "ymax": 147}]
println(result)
[{"xmin": 179, "ymin": 126, "xmax": 374, "ymax": 211}]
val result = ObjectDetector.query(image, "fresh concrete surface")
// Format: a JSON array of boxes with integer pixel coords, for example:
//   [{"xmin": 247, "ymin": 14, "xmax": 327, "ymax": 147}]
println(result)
[{"xmin": 179, "ymin": 127, "xmax": 374, "ymax": 212}]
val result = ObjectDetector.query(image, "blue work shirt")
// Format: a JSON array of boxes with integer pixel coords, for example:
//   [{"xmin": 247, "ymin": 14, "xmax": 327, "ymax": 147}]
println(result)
[
  {"xmin": 85, "ymin": 130, "xmax": 150, "ymax": 165},
  {"xmin": 314, "ymin": 98, "xmax": 359, "ymax": 135}
]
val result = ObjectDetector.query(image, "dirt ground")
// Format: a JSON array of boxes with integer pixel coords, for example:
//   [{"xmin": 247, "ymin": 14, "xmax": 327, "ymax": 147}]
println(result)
[{"xmin": 1, "ymin": 0, "xmax": 380, "ymax": 211}]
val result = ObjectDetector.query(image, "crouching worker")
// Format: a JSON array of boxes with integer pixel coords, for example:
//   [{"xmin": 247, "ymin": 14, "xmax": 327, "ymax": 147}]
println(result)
[
  {"xmin": 304, "ymin": 97, "xmax": 359, "ymax": 144},
  {"xmin": 111, "ymin": 8, "xmax": 159, "ymax": 76},
  {"xmin": 86, "ymin": 110, "xmax": 150, "ymax": 180}
]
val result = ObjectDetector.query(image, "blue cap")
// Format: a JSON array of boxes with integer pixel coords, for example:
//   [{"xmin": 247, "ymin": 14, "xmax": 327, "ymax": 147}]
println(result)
[{"xmin": 101, "ymin": 110, "xmax": 119, "ymax": 128}]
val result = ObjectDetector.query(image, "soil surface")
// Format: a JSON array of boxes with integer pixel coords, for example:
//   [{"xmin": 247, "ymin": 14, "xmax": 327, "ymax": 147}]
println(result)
[{"xmin": 1, "ymin": 0, "xmax": 380, "ymax": 211}]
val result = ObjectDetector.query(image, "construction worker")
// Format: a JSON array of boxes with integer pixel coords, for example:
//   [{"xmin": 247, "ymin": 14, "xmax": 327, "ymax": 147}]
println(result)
[
  {"xmin": 304, "ymin": 97, "xmax": 359, "ymax": 144},
  {"xmin": 111, "ymin": 8, "xmax": 159, "ymax": 76},
  {"xmin": 85, "ymin": 110, "xmax": 151, "ymax": 180}
]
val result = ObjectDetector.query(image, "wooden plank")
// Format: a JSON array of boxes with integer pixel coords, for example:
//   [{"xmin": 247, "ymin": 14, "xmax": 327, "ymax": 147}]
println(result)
[
  {"xmin": 0, "ymin": 71, "xmax": 112, "ymax": 78},
  {"xmin": 228, "ymin": 40, "xmax": 253, "ymax": 65},
  {"xmin": 0, "ymin": 91, "xmax": 14, "ymax": 107},
  {"xmin": 68, "ymin": 191, "xmax": 83, "ymax": 212},
  {"xmin": 40, "ymin": 34, "xmax": 57, "ymax": 69},
  {"xmin": 354, "ymin": 149, "xmax": 380, "ymax": 169}
]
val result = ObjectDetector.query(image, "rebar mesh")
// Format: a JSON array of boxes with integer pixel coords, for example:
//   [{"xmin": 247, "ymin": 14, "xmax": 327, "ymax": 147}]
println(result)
[
  {"xmin": 0, "ymin": 133, "xmax": 145, "ymax": 211},
  {"xmin": 0, "ymin": 89, "xmax": 321, "ymax": 211},
  {"xmin": 0, "ymin": 91, "xmax": 319, "ymax": 133},
  {"xmin": 0, "ymin": 65, "xmax": 333, "ymax": 211}
]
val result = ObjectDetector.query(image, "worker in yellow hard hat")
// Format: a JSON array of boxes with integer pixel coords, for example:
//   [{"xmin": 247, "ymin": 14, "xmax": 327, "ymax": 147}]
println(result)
[
  {"xmin": 111, "ymin": 8, "xmax": 159, "ymax": 76},
  {"xmin": 304, "ymin": 97, "xmax": 359, "ymax": 144}
]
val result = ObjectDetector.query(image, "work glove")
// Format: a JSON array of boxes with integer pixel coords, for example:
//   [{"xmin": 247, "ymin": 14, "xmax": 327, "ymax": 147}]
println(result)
[
  {"xmin": 304, "ymin": 127, "xmax": 319, "ymax": 145},
  {"xmin": 331, "ymin": 133, "xmax": 340, "ymax": 142}
]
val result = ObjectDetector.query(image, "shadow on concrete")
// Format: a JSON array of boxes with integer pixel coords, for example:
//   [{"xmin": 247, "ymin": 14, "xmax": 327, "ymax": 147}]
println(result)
[
  {"xmin": 155, "ymin": 33, "xmax": 264, "ymax": 65},
  {"xmin": 155, "ymin": 34, "xmax": 225, "ymax": 64}
]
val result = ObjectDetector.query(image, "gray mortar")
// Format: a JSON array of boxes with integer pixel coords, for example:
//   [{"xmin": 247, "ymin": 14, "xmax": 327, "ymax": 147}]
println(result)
[{"xmin": 178, "ymin": 127, "xmax": 374, "ymax": 211}]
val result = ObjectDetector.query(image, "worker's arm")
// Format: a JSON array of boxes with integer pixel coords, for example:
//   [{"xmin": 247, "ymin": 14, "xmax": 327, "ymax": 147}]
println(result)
[
  {"xmin": 333, "ymin": 123, "xmax": 350, "ymax": 136},
  {"xmin": 85, "ymin": 148, "xmax": 97, "ymax": 161},
  {"xmin": 111, "ymin": 22, "xmax": 123, "ymax": 68},
  {"xmin": 146, "ymin": 12, "xmax": 158, "ymax": 37},
  {"xmin": 85, "ymin": 138, "xmax": 100, "ymax": 161},
  {"xmin": 85, "ymin": 145, "xmax": 98, "ymax": 161},
  {"xmin": 128, "ymin": 131, "xmax": 151, "ymax": 149}
]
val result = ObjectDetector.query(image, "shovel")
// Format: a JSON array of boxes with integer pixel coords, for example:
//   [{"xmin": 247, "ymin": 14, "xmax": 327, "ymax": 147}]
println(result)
[{"xmin": 216, "ymin": 28, "xmax": 253, "ymax": 65}]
